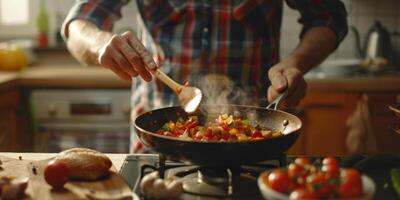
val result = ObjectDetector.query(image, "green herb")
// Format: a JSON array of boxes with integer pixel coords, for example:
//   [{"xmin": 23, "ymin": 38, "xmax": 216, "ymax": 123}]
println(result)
[
  {"xmin": 241, "ymin": 119, "xmax": 251, "ymax": 125},
  {"xmin": 161, "ymin": 123, "xmax": 170, "ymax": 131}
]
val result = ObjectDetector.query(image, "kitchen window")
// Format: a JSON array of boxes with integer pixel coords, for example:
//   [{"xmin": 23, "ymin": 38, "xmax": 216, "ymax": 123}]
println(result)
[{"xmin": 0, "ymin": 0, "xmax": 29, "ymax": 25}]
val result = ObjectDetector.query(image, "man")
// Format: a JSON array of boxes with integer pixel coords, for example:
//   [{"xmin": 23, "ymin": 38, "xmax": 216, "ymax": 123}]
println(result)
[{"xmin": 62, "ymin": 0, "xmax": 347, "ymax": 152}]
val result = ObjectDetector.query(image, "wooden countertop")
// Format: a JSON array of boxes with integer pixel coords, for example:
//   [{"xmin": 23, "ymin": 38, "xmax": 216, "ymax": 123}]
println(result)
[
  {"xmin": 0, "ymin": 64, "xmax": 131, "ymax": 90},
  {"xmin": 0, "ymin": 64, "xmax": 400, "ymax": 92},
  {"xmin": 0, "ymin": 152, "xmax": 127, "ymax": 171}
]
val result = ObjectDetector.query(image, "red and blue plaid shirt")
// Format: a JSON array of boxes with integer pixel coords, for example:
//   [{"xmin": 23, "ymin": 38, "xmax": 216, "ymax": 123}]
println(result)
[{"xmin": 63, "ymin": 0, "xmax": 348, "ymax": 152}]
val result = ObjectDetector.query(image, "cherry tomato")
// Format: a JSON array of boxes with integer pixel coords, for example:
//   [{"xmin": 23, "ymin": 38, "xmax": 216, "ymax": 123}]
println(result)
[
  {"xmin": 288, "ymin": 163, "xmax": 308, "ymax": 187},
  {"xmin": 339, "ymin": 168, "xmax": 363, "ymax": 198},
  {"xmin": 44, "ymin": 160, "xmax": 70, "ymax": 189},
  {"xmin": 307, "ymin": 172, "xmax": 332, "ymax": 198},
  {"xmin": 294, "ymin": 157, "xmax": 310, "ymax": 166},
  {"xmin": 322, "ymin": 156, "xmax": 339, "ymax": 167},
  {"xmin": 289, "ymin": 188, "xmax": 317, "ymax": 200},
  {"xmin": 267, "ymin": 169, "xmax": 292, "ymax": 193},
  {"xmin": 322, "ymin": 163, "xmax": 340, "ymax": 179},
  {"xmin": 288, "ymin": 164, "xmax": 306, "ymax": 178}
]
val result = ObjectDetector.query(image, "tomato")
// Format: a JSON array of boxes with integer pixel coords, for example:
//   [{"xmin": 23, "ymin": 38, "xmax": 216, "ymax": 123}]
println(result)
[
  {"xmin": 322, "ymin": 163, "xmax": 340, "ymax": 179},
  {"xmin": 288, "ymin": 163, "xmax": 308, "ymax": 186},
  {"xmin": 220, "ymin": 123, "xmax": 230, "ymax": 131},
  {"xmin": 294, "ymin": 157, "xmax": 310, "ymax": 166},
  {"xmin": 44, "ymin": 160, "xmax": 70, "ymax": 189},
  {"xmin": 185, "ymin": 121, "xmax": 198, "ymax": 129},
  {"xmin": 288, "ymin": 163, "xmax": 304, "ymax": 178},
  {"xmin": 306, "ymin": 172, "xmax": 332, "ymax": 198},
  {"xmin": 339, "ymin": 168, "xmax": 363, "ymax": 198},
  {"xmin": 289, "ymin": 188, "xmax": 317, "ymax": 200},
  {"xmin": 251, "ymin": 131, "xmax": 262, "ymax": 139},
  {"xmin": 267, "ymin": 169, "xmax": 292, "ymax": 193},
  {"xmin": 322, "ymin": 156, "xmax": 339, "ymax": 167}
]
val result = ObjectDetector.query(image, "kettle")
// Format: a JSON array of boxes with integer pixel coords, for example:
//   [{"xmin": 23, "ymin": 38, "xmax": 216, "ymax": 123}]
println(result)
[{"xmin": 351, "ymin": 21, "xmax": 392, "ymax": 73}]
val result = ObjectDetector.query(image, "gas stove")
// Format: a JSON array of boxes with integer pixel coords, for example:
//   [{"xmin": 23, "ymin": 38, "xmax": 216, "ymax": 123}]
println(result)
[{"xmin": 119, "ymin": 154, "xmax": 287, "ymax": 200}]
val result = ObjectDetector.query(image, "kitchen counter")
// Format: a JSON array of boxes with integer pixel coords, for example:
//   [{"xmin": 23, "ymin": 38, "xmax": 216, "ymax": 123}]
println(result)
[
  {"xmin": 0, "ymin": 64, "xmax": 131, "ymax": 90},
  {"xmin": 1, "ymin": 64, "xmax": 400, "ymax": 91}
]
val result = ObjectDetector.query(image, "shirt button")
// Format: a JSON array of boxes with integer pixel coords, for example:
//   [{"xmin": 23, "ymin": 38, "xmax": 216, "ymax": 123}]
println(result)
[{"xmin": 203, "ymin": 27, "xmax": 209, "ymax": 33}]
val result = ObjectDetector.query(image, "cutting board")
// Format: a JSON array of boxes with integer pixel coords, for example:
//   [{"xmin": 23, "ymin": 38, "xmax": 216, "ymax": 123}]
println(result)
[
  {"xmin": 0, "ymin": 155, "xmax": 32, "ymax": 178},
  {"xmin": 27, "ymin": 159, "xmax": 133, "ymax": 200}
]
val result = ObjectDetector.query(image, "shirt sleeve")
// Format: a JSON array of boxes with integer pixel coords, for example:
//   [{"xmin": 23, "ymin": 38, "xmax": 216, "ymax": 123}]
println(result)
[
  {"xmin": 285, "ymin": 0, "xmax": 348, "ymax": 49},
  {"xmin": 61, "ymin": 0, "xmax": 129, "ymax": 40}
]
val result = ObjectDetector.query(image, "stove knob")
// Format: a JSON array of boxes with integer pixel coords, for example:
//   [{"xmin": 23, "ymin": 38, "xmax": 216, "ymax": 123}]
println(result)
[{"xmin": 48, "ymin": 104, "xmax": 58, "ymax": 117}]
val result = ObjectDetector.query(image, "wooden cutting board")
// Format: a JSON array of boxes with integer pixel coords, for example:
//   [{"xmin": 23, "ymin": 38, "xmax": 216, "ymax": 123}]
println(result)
[
  {"xmin": 27, "ymin": 159, "xmax": 133, "ymax": 200},
  {"xmin": 0, "ymin": 155, "xmax": 32, "ymax": 178}
]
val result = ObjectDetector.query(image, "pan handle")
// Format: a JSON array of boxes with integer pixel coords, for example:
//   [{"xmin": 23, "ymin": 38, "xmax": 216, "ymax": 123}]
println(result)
[{"xmin": 266, "ymin": 90, "xmax": 289, "ymax": 110}]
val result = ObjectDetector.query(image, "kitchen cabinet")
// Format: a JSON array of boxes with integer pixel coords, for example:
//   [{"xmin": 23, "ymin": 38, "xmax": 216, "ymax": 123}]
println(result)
[
  {"xmin": 288, "ymin": 89, "xmax": 400, "ymax": 156},
  {"xmin": 0, "ymin": 88, "xmax": 20, "ymax": 151},
  {"xmin": 366, "ymin": 92, "xmax": 400, "ymax": 152},
  {"xmin": 289, "ymin": 92, "xmax": 360, "ymax": 155}
]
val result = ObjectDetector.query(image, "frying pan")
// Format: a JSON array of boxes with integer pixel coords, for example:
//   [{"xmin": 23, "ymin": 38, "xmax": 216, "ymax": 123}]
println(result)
[{"xmin": 134, "ymin": 93, "xmax": 302, "ymax": 166}]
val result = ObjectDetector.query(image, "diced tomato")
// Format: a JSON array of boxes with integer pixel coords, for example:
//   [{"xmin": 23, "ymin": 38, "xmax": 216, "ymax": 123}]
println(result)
[
  {"xmin": 234, "ymin": 119, "xmax": 242, "ymax": 126},
  {"xmin": 220, "ymin": 123, "xmax": 230, "ymax": 131},
  {"xmin": 221, "ymin": 131, "xmax": 230, "ymax": 140},
  {"xmin": 172, "ymin": 129, "xmax": 185, "ymax": 136},
  {"xmin": 205, "ymin": 128, "xmax": 213, "ymax": 138},
  {"xmin": 185, "ymin": 121, "xmax": 198, "ymax": 129},
  {"xmin": 251, "ymin": 130, "xmax": 262, "ymax": 139}
]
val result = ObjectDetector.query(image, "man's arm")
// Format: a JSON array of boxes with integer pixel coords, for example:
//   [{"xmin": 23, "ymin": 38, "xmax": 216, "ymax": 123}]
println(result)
[
  {"xmin": 268, "ymin": 0, "xmax": 348, "ymax": 106},
  {"xmin": 62, "ymin": 0, "xmax": 156, "ymax": 81}
]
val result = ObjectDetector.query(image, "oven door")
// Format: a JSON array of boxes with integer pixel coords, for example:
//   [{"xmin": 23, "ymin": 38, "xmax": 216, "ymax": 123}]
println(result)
[
  {"xmin": 34, "ymin": 121, "xmax": 130, "ymax": 153},
  {"xmin": 31, "ymin": 89, "xmax": 131, "ymax": 153}
]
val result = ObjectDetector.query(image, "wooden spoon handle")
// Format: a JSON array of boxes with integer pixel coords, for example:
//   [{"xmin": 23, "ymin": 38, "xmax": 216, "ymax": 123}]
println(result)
[{"xmin": 151, "ymin": 68, "xmax": 183, "ymax": 94}]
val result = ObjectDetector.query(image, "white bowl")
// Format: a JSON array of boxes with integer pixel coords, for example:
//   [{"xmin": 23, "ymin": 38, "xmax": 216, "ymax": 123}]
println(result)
[
  {"xmin": 258, "ymin": 171, "xmax": 376, "ymax": 200},
  {"xmin": 319, "ymin": 59, "xmax": 362, "ymax": 77}
]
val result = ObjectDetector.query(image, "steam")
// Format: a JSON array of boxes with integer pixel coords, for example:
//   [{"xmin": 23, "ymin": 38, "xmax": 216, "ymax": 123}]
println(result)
[{"xmin": 197, "ymin": 74, "xmax": 252, "ymax": 116}]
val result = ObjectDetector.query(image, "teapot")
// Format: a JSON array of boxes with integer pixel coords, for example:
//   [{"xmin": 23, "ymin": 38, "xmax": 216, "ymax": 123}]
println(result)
[{"xmin": 351, "ymin": 21, "xmax": 392, "ymax": 73}]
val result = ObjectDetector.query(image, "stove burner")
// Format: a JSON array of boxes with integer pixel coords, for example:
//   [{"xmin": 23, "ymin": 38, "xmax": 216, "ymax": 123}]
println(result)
[
  {"xmin": 138, "ymin": 154, "xmax": 286, "ymax": 199},
  {"xmin": 171, "ymin": 166, "xmax": 259, "ymax": 198}
]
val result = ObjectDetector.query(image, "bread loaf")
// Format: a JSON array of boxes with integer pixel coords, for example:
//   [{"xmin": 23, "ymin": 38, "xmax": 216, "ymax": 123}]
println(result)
[{"xmin": 54, "ymin": 148, "xmax": 112, "ymax": 180}]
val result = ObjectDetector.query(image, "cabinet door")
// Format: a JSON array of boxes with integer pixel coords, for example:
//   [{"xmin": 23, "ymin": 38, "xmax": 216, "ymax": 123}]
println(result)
[
  {"xmin": 0, "ymin": 90, "xmax": 19, "ymax": 151},
  {"xmin": 367, "ymin": 93, "xmax": 400, "ymax": 152},
  {"xmin": 289, "ymin": 92, "xmax": 359, "ymax": 155}
]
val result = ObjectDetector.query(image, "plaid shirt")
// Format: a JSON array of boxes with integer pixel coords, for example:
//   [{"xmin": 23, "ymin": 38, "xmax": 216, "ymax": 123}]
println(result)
[{"xmin": 63, "ymin": 0, "xmax": 347, "ymax": 153}]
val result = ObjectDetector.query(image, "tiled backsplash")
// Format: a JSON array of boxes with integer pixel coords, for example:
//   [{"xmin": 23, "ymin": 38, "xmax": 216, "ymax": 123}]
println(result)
[{"xmin": 281, "ymin": 0, "xmax": 400, "ymax": 62}]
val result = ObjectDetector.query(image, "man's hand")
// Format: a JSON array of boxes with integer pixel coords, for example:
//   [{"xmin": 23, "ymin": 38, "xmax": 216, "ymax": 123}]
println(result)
[
  {"xmin": 97, "ymin": 31, "xmax": 157, "ymax": 81},
  {"xmin": 267, "ymin": 61, "xmax": 307, "ymax": 108},
  {"xmin": 66, "ymin": 20, "xmax": 157, "ymax": 81},
  {"xmin": 267, "ymin": 26, "xmax": 337, "ymax": 108}
]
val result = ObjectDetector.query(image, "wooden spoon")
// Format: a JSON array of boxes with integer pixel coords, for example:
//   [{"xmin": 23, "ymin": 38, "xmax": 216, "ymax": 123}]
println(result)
[{"xmin": 151, "ymin": 68, "xmax": 202, "ymax": 113}]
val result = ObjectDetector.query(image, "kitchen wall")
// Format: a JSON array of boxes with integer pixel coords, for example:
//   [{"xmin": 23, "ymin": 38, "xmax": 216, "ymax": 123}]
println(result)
[{"xmin": 1, "ymin": 0, "xmax": 399, "ymax": 64}]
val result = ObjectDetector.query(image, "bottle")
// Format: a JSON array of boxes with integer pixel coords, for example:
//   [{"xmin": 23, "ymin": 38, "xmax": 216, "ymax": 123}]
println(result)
[{"xmin": 36, "ymin": 0, "xmax": 49, "ymax": 48}]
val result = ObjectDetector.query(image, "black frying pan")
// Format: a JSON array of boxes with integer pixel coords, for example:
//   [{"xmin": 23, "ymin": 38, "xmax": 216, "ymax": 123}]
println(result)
[{"xmin": 134, "ymin": 102, "xmax": 302, "ymax": 166}]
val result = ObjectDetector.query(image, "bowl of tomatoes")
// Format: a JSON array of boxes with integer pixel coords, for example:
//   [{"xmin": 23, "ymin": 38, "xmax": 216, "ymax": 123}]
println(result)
[{"xmin": 258, "ymin": 157, "xmax": 375, "ymax": 200}]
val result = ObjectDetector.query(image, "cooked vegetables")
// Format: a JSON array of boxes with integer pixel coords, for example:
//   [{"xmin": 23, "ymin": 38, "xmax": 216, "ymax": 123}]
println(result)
[{"xmin": 157, "ymin": 114, "xmax": 283, "ymax": 141}]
